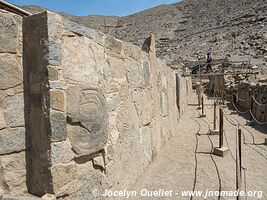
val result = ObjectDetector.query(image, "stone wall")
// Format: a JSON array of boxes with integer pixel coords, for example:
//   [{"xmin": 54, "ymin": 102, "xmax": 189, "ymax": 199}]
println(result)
[
  {"xmin": 0, "ymin": 10, "xmax": 28, "ymax": 195},
  {"xmin": 237, "ymin": 82, "xmax": 267, "ymax": 123},
  {"xmin": 23, "ymin": 11, "xmax": 191, "ymax": 199}
]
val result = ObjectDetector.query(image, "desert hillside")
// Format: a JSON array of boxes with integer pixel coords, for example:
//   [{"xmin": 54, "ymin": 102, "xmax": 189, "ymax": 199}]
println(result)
[{"xmin": 22, "ymin": 0, "xmax": 267, "ymax": 71}]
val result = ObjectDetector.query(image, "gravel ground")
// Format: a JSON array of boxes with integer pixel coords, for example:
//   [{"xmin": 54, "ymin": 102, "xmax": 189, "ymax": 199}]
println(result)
[{"xmin": 128, "ymin": 94, "xmax": 267, "ymax": 200}]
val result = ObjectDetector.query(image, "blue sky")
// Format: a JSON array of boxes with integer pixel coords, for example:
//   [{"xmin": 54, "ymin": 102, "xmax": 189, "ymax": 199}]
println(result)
[{"xmin": 8, "ymin": 0, "xmax": 180, "ymax": 16}]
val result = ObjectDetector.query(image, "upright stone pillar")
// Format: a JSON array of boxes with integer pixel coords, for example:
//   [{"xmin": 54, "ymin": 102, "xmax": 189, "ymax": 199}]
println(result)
[{"xmin": 143, "ymin": 35, "xmax": 162, "ymax": 159}]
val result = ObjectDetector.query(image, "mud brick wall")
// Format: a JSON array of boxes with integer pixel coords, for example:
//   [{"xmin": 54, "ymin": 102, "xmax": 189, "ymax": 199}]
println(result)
[
  {"xmin": 0, "ymin": 10, "xmax": 28, "ymax": 195},
  {"xmin": 22, "ymin": 11, "xmax": 192, "ymax": 199}
]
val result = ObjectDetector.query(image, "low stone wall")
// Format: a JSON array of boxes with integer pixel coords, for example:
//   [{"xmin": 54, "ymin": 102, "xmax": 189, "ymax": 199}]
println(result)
[
  {"xmin": 23, "ymin": 11, "xmax": 191, "ymax": 199},
  {"xmin": 0, "ymin": 10, "xmax": 28, "ymax": 195},
  {"xmin": 237, "ymin": 82, "xmax": 267, "ymax": 123}
]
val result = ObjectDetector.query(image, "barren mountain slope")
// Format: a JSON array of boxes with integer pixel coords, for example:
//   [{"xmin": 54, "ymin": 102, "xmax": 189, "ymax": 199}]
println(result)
[{"xmin": 22, "ymin": 0, "xmax": 267, "ymax": 69}]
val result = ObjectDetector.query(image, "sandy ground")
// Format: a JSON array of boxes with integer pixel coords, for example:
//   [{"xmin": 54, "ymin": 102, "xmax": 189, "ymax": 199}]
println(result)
[{"xmin": 127, "ymin": 94, "xmax": 267, "ymax": 200}]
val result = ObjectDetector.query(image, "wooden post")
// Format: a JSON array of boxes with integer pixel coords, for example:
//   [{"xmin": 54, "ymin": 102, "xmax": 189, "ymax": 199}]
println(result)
[
  {"xmin": 219, "ymin": 108, "xmax": 223, "ymax": 148},
  {"xmin": 250, "ymin": 96, "xmax": 253, "ymax": 121},
  {"xmin": 202, "ymin": 96, "xmax": 204, "ymax": 116},
  {"xmin": 213, "ymin": 101, "xmax": 217, "ymax": 130},
  {"xmin": 236, "ymin": 126, "xmax": 242, "ymax": 200},
  {"xmin": 238, "ymin": 128, "xmax": 242, "ymax": 174},
  {"xmin": 222, "ymin": 90, "xmax": 225, "ymax": 105}
]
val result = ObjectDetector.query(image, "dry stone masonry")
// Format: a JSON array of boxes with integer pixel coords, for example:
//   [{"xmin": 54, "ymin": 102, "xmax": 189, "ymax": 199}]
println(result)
[
  {"xmin": 20, "ymin": 11, "xmax": 192, "ymax": 199},
  {"xmin": 0, "ymin": 9, "xmax": 28, "ymax": 196}
]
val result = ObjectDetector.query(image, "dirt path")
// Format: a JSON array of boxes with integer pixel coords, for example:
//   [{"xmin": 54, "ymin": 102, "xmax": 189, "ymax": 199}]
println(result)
[{"xmin": 128, "ymin": 95, "xmax": 267, "ymax": 200}]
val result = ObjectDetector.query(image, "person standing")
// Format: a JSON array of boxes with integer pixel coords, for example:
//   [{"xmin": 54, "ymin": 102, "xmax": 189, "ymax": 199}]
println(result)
[{"xmin": 207, "ymin": 51, "xmax": 213, "ymax": 72}]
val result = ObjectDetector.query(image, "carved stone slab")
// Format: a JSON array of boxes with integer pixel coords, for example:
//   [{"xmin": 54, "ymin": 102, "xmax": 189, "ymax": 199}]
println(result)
[{"xmin": 67, "ymin": 86, "xmax": 108, "ymax": 155}]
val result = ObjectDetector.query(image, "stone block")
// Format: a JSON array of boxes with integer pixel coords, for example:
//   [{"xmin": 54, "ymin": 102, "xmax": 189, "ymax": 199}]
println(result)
[
  {"xmin": 67, "ymin": 86, "xmax": 108, "ymax": 156},
  {"xmin": 0, "ymin": 12, "xmax": 18, "ymax": 53},
  {"xmin": 49, "ymin": 111, "xmax": 67, "ymax": 142},
  {"xmin": 62, "ymin": 18, "xmax": 95, "ymax": 39},
  {"xmin": 43, "ymin": 40, "xmax": 61, "ymax": 66},
  {"xmin": 126, "ymin": 59, "xmax": 143, "ymax": 88},
  {"xmin": 41, "ymin": 194, "xmax": 56, "ymax": 200},
  {"xmin": 143, "ymin": 61, "xmax": 151, "ymax": 87},
  {"xmin": 0, "ymin": 152, "xmax": 27, "ymax": 194},
  {"xmin": 107, "ymin": 97, "xmax": 119, "ymax": 112},
  {"xmin": 62, "ymin": 37, "xmax": 100, "ymax": 86},
  {"xmin": 94, "ymin": 31, "xmax": 105, "ymax": 46},
  {"xmin": 0, "ymin": 128, "xmax": 25, "ymax": 155},
  {"xmin": 213, "ymin": 146, "xmax": 229, "ymax": 157},
  {"xmin": 0, "ymin": 90, "xmax": 7, "ymax": 105},
  {"xmin": 50, "ymin": 139, "xmax": 75, "ymax": 165},
  {"xmin": 50, "ymin": 89, "xmax": 65, "ymax": 112},
  {"xmin": 142, "ymin": 127, "xmax": 152, "ymax": 162},
  {"xmin": 141, "ymin": 92, "xmax": 152, "ymax": 126},
  {"xmin": 71, "ymin": 162, "xmax": 107, "ymax": 200},
  {"xmin": 0, "ymin": 54, "xmax": 23, "ymax": 90},
  {"xmin": 161, "ymin": 92, "xmax": 168, "ymax": 117},
  {"xmin": 2, "ymin": 94, "xmax": 24, "ymax": 127},
  {"xmin": 0, "ymin": 195, "xmax": 40, "ymax": 200},
  {"xmin": 51, "ymin": 163, "xmax": 77, "ymax": 194},
  {"xmin": 47, "ymin": 66, "xmax": 59, "ymax": 81},
  {"xmin": 104, "ymin": 35, "xmax": 122, "ymax": 54},
  {"xmin": 116, "ymin": 103, "xmax": 130, "ymax": 140},
  {"xmin": 107, "ymin": 56, "xmax": 126, "ymax": 79},
  {"xmin": 0, "ymin": 108, "xmax": 7, "ymax": 130},
  {"xmin": 122, "ymin": 42, "xmax": 141, "ymax": 61},
  {"xmin": 49, "ymin": 81, "xmax": 64, "ymax": 89},
  {"xmin": 161, "ymin": 75, "xmax": 168, "ymax": 93},
  {"xmin": 265, "ymin": 138, "xmax": 267, "ymax": 145}
]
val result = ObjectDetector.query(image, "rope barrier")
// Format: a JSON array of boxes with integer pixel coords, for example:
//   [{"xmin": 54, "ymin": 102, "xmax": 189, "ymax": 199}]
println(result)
[
  {"xmin": 249, "ymin": 110, "xmax": 267, "ymax": 125},
  {"xmin": 222, "ymin": 90, "xmax": 232, "ymax": 98},
  {"xmin": 234, "ymin": 93, "xmax": 249, "ymax": 102},
  {"xmin": 252, "ymin": 96, "xmax": 267, "ymax": 106},
  {"xmin": 206, "ymin": 104, "xmax": 214, "ymax": 109},
  {"xmin": 231, "ymin": 101, "xmax": 250, "ymax": 114}
]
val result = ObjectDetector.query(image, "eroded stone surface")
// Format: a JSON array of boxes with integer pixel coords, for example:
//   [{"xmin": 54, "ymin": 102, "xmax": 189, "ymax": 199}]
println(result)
[
  {"xmin": 116, "ymin": 102, "xmax": 131, "ymax": 141},
  {"xmin": 126, "ymin": 58, "xmax": 144, "ymax": 88},
  {"xmin": 51, "ymin": 139, "xmax": 75, "ymax": 165},
  {"xmin": 123, "ymin": 42, "xmax": 141, "ymax": 61},
  {"xmin": 0, "ymin": 128, "xmax": 25, "ymax": 155},
  {"xmin": 0, "ymin": 12, "xmax": 18, "ymax": 53},
  {"xmin": 62, "ymin": 37, "xmax": 100, "ymax": 86},
  {"xmin": 0, "ymin": 54, "xmax": 23, "ymax": 90},
  {"xmin": 50, "ymin": 89, "xmax": 65, "ymax": 112},
  {"xmin": 0, "ymin": 152, "xmax": 27, "ymax": 194},
  {"xmin": 49, "ymin": 111, "xmax": 67, "ymax": 142},
  {"xmin": 51, "ymin": 163, "xmax": 77, "ymax": 194},
  {"xmin": 105, "ymin": 35, "xmax": 122, "ymax": 54},
  {"xmin": 2, "ymin": 94, "xmax": 24, "ymax": 127},
  {"xmin": 0, "ymin": 108, "xmax": 7, "ymax": 130},
  {"xmin": 107, "ymin": 56, "xmax": 126, "ymax": 79},
  {"xmin": 67, "ymin": 86, "xmax": 108, "ymax": 155},
  {"xmin": 43, "ymin": 40, "xmax": 61, "ymax": 66}
]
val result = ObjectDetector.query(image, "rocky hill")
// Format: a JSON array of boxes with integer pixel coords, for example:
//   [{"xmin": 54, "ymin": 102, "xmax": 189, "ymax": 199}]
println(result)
[{"xmin": 22, "ymin": 0, "xmax": 267, "ymax": 72}]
